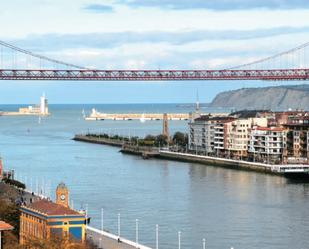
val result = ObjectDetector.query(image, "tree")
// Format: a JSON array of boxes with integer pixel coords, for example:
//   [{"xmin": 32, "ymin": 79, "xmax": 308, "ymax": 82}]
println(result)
[
  {"xmin": 172, "ymin": 132, "xmax": 188, "ymax": 147},
  {"xmin": 155, "ymin": 134, "xmax": 168, "ymax": 146},
  {"xmin": 0, "ymin": 200, "xmax": 20, "ymax": 236}
]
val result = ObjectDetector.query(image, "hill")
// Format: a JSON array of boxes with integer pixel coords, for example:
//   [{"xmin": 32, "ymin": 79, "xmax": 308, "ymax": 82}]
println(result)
[{"xmin": 209, "ymin": 84, "xmax": 309, "ymax": 110}]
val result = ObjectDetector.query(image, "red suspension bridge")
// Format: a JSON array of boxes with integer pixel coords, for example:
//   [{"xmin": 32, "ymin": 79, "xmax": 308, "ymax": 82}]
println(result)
[{"xmin": 0, "ymin": 40, "xmax": 309, "ymax": 81}]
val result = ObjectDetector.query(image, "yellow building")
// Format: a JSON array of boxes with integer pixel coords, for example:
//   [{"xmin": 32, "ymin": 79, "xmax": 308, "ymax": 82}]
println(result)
[{"xmin": 20, "ymin": 183, "xmax": 86, "ymax": 244}]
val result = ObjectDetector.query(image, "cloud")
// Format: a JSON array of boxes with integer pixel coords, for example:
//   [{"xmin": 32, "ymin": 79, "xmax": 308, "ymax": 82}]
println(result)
[
  {"xmin": 83, "ymin": 4, "xmax": 114, "ymax": 13},
  {"xmin": 117, "ymin": 0, "xmax": 309, "ymax": 10},
  {"xmin": 9, "ymin": 26, "xmax": 309, "ymax": 51}
]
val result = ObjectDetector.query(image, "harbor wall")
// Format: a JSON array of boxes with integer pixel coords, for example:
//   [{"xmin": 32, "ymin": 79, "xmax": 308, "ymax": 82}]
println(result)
[
  {"xmin": 73, "ymin": 135, "xmax": 309, "ymax": 175},
  {"xmin": 73, "ymin": 135, "xmax": 123, "ymax": 147},
  {"xmin": 158, "ymin": 151, "xmax": 274, "ymax": 173}
]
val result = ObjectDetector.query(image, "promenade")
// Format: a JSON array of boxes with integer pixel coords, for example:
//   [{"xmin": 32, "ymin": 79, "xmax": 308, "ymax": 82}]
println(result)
[
  {"xmin": 159, "ymin": 151, "xmax": 309, "ymax": 175},
  {"xmin": 86, "ymin": 226, "xmax": 152, "ymax": 249}
]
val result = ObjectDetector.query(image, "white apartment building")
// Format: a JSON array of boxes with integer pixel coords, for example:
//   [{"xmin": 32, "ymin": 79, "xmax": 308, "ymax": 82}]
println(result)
[
  {"xmin": 189, "ymin": 116, "xmax": 234, "ymax": 155},
  {"xmin": 189, "ymin": 116, "xmax": 216, "ymax": 154},
  {"xmin": 225, "ymin": 118, "xmax": 268, "ymax": 158},
  {"xmin": 248, "ymin": 127, "xmax": 287, "ymax": 163}
]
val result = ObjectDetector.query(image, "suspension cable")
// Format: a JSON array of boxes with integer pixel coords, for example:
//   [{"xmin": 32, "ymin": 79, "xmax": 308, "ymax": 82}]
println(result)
[{"xmin": 0, "ymin": 40, "xmax": 88, "ymax": 70}]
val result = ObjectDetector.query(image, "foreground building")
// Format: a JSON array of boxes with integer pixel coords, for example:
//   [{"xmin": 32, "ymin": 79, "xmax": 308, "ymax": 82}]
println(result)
[
  {"xmin": 20, "ymin": 183, "xmax": 86, "ymax": 244},
  {"xmin": 0, "ymin": 221, "xmax": 14, "ymax": 248}
]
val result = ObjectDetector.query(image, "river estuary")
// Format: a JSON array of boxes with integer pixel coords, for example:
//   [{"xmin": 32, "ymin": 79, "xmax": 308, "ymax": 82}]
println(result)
[{"xmin": 0, "ymin": 104, "xmax": 308, "ymax": 249}]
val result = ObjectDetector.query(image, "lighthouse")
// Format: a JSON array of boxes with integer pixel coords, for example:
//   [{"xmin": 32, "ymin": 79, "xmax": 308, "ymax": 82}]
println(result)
[{"xmin": 40, "ymin": 93, "xmax": 48, "ymax": 115}]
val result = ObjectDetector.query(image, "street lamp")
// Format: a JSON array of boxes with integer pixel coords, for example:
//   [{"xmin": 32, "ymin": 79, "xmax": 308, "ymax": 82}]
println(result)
[
  {"xmin": 118, "ymin": 213, "xmax": 121, "ymax": 238},
  {"xmin": 178, "ymin": 231, "xmax": 181, "ymax": 249},
  {"xmin": 156, "ymin": 224, "xmax": 159, "ymax": 249},
  {"xmin": 101, "ymin": 208, "xmax": 104, "ymax": 231},
  {"xmin": 203, "ymin": 238, "xmax": 206, "ymax": 249},
  {"xmin": 135, "ymin": 219, "xmax": 139, "ymax": 248}
]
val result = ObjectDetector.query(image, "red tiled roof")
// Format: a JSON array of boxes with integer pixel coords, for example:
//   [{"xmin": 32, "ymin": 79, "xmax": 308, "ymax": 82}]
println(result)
[
  {"xmin": 0, "ymin": 221, "xmax": 14, "ymax": 231},
  {"xmin": 24, "ymin": 199, "xmax": 84, "ymax": 216}
]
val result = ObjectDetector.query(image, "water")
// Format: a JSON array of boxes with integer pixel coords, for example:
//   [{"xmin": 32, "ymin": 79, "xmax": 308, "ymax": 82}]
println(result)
[{"xmin": 0, "ymin": 104, "xmax": 309, "ymax": 249}]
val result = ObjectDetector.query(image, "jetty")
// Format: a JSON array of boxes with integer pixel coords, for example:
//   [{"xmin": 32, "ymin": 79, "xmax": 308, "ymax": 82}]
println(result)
[{"xmin": 73, "ymin": 134, "xmax": 124, "ymax": 147}]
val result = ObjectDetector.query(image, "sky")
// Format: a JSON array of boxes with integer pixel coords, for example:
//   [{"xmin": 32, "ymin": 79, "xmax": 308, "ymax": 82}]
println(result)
[{"xmin": 0, "ymin": 0, "xmax": 309, "ymax": 104}]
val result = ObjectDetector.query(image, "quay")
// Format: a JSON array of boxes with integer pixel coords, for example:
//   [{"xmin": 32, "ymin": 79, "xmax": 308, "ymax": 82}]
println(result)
[
  {"xmin": 159, "ymin": 151, "xmax": 309, "ymax": 175},
  {"xmin": 73, "ymin": 134, "xmax": 309, "ymax": 176}
]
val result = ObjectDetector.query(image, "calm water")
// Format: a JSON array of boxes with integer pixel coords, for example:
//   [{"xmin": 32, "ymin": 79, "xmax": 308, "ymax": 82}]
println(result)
[{"xmin": 0, "ymin": 104, "xmax": 309, "ymax": 249}]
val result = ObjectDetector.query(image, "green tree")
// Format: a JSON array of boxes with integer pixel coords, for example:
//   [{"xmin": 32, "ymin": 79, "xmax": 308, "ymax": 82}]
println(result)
[
  {"xmin": 0, "ymin": 200, "xmax": 20, "ymax": 236},
  {"xmin": 172, "ymin": 132, "xmax": 188, "ymax": 147},
  {"xmin": 155, "ymin": 134, "xmax": 168, "ymax": 146}
]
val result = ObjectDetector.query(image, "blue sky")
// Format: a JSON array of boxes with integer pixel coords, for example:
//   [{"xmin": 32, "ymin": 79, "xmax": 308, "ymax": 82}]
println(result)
[{"xmin": 0, "ymin": 0, "xmax": 309, "ymax": 104}]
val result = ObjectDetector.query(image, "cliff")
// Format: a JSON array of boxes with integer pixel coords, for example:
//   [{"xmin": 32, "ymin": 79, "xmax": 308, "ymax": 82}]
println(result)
[{"xmin": 209, "ymin": 85, "xmax": 309, "ymax": 110}]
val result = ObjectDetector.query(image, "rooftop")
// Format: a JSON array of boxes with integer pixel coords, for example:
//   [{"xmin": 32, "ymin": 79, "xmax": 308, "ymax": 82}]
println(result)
[
  {"xmin": 0, "ymin": 221, "xmax": 14, "ymax": 231},
  {"xmin": 194, "ymin": 115, "xmax": 235, "ymax": 122},
  {"xmin": 23, "ymin": 199, "xmax": 83, "ymax": 217},
  {"xmin": 253, "ymin": 127, "xmax": 286, "ymax": 132}
]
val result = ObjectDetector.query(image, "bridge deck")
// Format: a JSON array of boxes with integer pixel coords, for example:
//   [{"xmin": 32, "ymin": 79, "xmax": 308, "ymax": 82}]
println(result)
[{"xmin": 0, "ymin": 68, "xmax": 308, "ymax": 81}]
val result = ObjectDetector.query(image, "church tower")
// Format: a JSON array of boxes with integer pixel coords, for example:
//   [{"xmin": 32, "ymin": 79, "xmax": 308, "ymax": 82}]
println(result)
[{"xmin": 56, "ymin": 182, "xmax": 69, "ymax": 208}]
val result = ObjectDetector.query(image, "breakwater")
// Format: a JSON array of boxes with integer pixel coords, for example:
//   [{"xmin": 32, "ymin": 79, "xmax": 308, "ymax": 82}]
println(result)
[
  {"xmin": 73, "ymin": 134, "xmax": 160, "ymax": 158},
  {"xmin": 73, "ymin": 134, "xmax": 124, "ymax": 147}
]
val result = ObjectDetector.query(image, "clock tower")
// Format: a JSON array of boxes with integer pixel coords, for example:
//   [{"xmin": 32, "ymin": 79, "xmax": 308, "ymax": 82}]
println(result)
[{"xmin": 56, "ymin": 182, "xmax": 69, "ymax": 208}]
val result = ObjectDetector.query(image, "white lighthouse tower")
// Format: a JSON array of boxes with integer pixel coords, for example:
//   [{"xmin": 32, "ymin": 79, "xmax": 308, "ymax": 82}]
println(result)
[{"xmin": 40, "ymin": 93, "xmax": 48, "ymax": 115}]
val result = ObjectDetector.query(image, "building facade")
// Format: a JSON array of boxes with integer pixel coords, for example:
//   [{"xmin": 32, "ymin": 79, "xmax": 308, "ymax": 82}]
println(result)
[
  {"xmin": 189, "ymin": 116, "xmax": 234, "ymax": 155},
  {"xmin": 225, "ymin": 118, "xmax": 268, "ymax": 158},
  {"xmin": 248, "ymin": 127, "xmax": 287, "ymax": 163},
  {"xmin": 284, "ymin": 115, "xmax": 309, "ymax": 163},
  {"xmin": 20, "ymin": 183, "xmax": 86, "ymax": 244}
]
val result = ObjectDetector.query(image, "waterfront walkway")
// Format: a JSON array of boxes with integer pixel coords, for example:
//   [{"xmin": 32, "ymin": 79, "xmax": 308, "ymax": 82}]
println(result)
[
  {"xmin": 86, "ymin": 226, "xmax": 152, "ymax": 249},
  {"xmin": 159, "ymin": 151, "xmax": 309, "ymax": 174}
]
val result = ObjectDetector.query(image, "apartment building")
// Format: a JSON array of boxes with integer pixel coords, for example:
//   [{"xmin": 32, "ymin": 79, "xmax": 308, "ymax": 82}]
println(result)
[
  {"xmin": 214, "ymin": 118, "xmax": 235, "ymax": 156},
  {"xmin": 248, "ymin": 127, "xmax": 287, "ymax": 163},
  {"xmin": 284, "ymin": 115, "xmax": 309, "ymax": 163},
  {"xmin": 225, "ymin": 118, "xmax": 268, "ymax": 158},
  {"xmin": 188, "ymin": 115, "xmax": 234, "ymax": 155}
]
